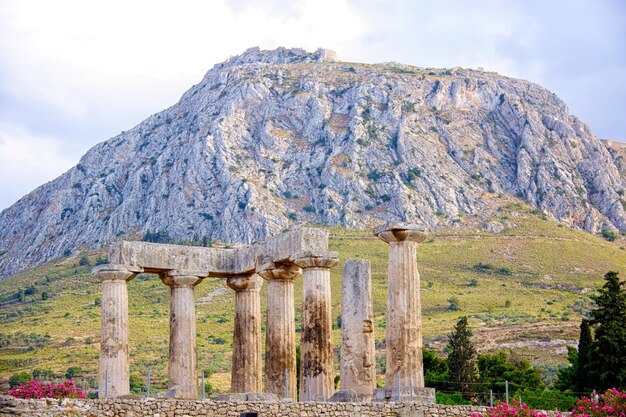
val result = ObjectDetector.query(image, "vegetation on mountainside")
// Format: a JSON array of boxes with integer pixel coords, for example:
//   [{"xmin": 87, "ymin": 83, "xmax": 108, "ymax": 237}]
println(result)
[
  {"xmin": 0, "ymin": 201, "xmax": 625, "ymax": 396},
  {"xmin": 555, "ymin": 272, "xmax": 626, "ymax": 392}
]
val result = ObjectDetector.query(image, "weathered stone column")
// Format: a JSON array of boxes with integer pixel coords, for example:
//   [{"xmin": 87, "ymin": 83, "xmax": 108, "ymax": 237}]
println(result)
[
  {"xmin": 257, "ymin": 261, "xmax": 302, "ymax": 399},
  {"xmin": 161, "ymin": 271, "xmax": 205, "ymax": 399},
  {"xmin": 227, "ymin": 273, "xmax": 263, "ymax": 393},
  {"xmin": 375, "ymin": 223, "xmax": 427, "ymax": 390},
  {"xmin": 339, "ymin": 259, "xmax": 376, "ymax": 398},
  {"xmin": 93, "ymin": 264, "xmax": 139, "ymax": 399},
  {"xmin": 293, "ymin": 251, "xmax": 339, "ymax": 401}
]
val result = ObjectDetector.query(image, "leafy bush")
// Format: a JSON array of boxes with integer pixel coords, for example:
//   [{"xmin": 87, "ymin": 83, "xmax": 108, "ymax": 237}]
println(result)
[
  {"xmin": 601, "ymin": 229, "xmax": 617, "ymax": 242},
  {"xmin": 436, "ymin": 391, "xmax": 470, "ymax": 405},
  {"xmin": 65, "ymin": 366, "xmax": 82, "ymax": 380},
  {"xmin": 212, "ymin": 337, "xmax": 227, "ymax": 345},
  {"xmin": 9, "ymin": 372, "xmax": 32, "ymax": 388},
  {"xmin": 129, "ymin": 373, "xmax": 144, "ymax": 394},
  {"xmin": 8, "ymin": 379, "xmax": 85, "ymax": 399},
  {"xmin": 32, "ymin": 368, "xmax": 54, "ymax": 381},
  {"xmin": 447, "ymin": 296, "xmax": 460, "ymax": 311},
  {"xmin": 406, "ymin": 167, "xmax": 422, "ymax": 181},
  {"xmin": 78, "ymin": 255, "xmax": 91, "ymax": 266},
  {"xmin": 512, "ymin": 388, "xmax": 577, "ymax": 411}
]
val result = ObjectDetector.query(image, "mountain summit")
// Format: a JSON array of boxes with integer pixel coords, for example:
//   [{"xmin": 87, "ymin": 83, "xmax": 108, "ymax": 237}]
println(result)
[{"xmin": 0, "ymin": 47, "xmax": 624, "ymax": 277}]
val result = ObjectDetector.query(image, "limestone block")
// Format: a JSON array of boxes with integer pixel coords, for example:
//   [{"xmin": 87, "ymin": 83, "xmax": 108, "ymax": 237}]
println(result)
[{"xmin": 107, "ymin": 227, "xmax": 329, "ymax": 277}]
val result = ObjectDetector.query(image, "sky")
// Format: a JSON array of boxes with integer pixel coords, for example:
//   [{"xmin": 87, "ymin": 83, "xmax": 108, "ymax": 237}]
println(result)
[{"xmin": 0, "ymin": 0, "xmax": 625, "ymax": 210}]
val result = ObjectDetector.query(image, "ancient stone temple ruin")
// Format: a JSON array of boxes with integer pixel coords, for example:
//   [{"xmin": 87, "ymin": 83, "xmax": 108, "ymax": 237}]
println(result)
[{"xmin": 93, "ymin": 224, "xmax": 435, "ymax": 403}]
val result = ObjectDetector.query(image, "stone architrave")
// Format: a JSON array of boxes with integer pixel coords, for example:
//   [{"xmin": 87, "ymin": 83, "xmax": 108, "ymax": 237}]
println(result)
[
  {"xmin": 93, "ymin": 264, "xmax": 139, "ymax": 399},
  {"xmin": 257, "ymin": 261, "xmax": 302, "ymax": 400},
  {"xmin": 339, "ymin": 259, "xmax": 376, "ymax": 398},
  {"xmin": 161, "ymin": 271, "xmax": 205, "ymax": 399},
  {"xmin": 375, "ymin": 223, "xmax": 427, "ymax": 390},
  {"xmin": 292, "ymin": 251, "xmax": 339, "ymax": 401},
  {"xmin": 227, "ymin": 273, "xmax": 264, "ymax": 393}
]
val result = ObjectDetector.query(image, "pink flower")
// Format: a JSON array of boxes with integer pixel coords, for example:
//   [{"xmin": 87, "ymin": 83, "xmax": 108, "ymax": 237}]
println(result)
[{"xmin": 8, "ymin": 379, "xmax": 85, "ymax": 399}]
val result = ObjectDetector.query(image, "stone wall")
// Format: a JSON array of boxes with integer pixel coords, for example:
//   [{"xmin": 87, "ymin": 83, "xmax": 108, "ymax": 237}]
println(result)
[{"xmin": 0, "ymin": 396, "xmax": 566, "ymax": 417}]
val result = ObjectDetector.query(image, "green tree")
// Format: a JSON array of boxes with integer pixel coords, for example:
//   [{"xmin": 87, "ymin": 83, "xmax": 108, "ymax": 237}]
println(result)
[
  {"xmin": 423, "ymin": 348, "xmax": 448, "ymax": 391},
  {"xmin": 554, "ymin": 346, "xmax": 578, "ymax": 391},
  {"xmin": 555, "ymin": 319, "xmax": 594, "ymax": 392},
  {"xmin": 478, "ymin": 351, "xmax": 545, "ymax": 402},
  {"xmin": 447, "ymin": 317, "xmax": 478, "ymax": 400},
  {"xmin": 588, "ymin": 271, "xmax": 626, "ymax": 390},
  {"xmin": 577, "ymin": 319, "xmax": 593, "ymax": 392}
]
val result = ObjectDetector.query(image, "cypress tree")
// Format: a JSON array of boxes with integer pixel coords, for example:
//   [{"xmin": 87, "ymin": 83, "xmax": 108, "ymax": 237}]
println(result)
[
  {"xmin": 588, "ymin": 271, "xmax": 626, "ymax": 390},
  {"xmin": 447, "ymin": 316, "xmax": 478, "ymax": 401},
  {"xmin": 576, "ymin": 319, "xmax": 593, "ymax": 393}
]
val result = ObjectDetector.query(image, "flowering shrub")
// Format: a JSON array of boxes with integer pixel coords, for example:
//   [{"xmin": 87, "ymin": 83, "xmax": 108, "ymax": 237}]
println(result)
[
  {"xmin": 8, "ymin": 379, "xmax": 85, "ymax": 399},
  {"xmin": 470, "ymin": 389, "xmax": 626, "ymax": 417},
  {"xmin": 570, "ymin": 388, "xmax": 626, "ymax": 417},
  {"xmin": 469, "ymin": 400, "xmax": 549, "ymax": 417}
]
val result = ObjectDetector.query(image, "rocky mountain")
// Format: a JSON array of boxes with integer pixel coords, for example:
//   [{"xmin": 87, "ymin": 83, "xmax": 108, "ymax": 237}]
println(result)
[
  {"xmin": 0, "ymin": 47, "xmax": 625, "ymax": 278},
  {"xmin": 604, "ymin": 140, "xmax": 626, "ymax": 186}
]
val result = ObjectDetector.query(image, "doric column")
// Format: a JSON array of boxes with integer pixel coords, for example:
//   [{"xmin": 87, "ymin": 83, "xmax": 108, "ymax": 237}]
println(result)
[
  {"xmin": 227, "ymin": 273, "xmax": 264, "ymax": 393},
  {"xmin": 257, "ymin": 261, "xmax": 302, "ymax": 399},
  {"xmin": 161, "ymin": 270, "xmax": 205, "ymax": 399},
  {"xmin": 375, "ymin": 223, "xmax": 427, "ymax": 389},
  {"xmin": 340, "ymin": 259, "xmax": 376, "ymax": 398},
  {"xmin": 93, "ymin": 264, "xmax": 139, "ymax": 399},
  {"xmin": 292, "ymin": 251, "xmax": 339, "ymax": 401}
]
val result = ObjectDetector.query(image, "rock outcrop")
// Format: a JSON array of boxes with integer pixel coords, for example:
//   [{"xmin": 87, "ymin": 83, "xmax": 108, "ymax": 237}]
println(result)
[{"xmin": 0, "ymin": 47, "xmax": 624, "ymax": 278}]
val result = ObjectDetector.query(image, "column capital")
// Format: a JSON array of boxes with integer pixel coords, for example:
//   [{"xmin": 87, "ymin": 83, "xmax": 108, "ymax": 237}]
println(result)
[
  {"xmin": 92, "ymin": 264, "xmax": 141, "ymax": 282},
  {"xmin": 227, "ymin": 273, "xmax": 263, "ymax": 292},
  {"xmin": 161, "ymin": 270, "xmax": 206, "ymax": 288},
  {"xmin": 374, "ymin": 223, "xmax": 427, "ymax": 243},
  {"xmin": 291, "ymin": 251, "xmax": 339, "ymax": 269},
  {"xmin": 257, "ymin": 261, "xmax": 302, "ymax": 282}
]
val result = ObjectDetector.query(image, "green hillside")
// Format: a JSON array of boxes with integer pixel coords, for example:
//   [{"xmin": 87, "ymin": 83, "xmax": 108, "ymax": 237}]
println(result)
[{"xmin": 0, "ymin": 199, "xmax": 624, "ymax": 394}]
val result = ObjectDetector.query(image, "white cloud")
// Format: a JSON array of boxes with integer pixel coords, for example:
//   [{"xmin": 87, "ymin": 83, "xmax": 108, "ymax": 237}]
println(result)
[
  {"xmin": 0, "ymin": 0, "xmax": 624, "ymax": 210},
  {"xmin": 0, "ymin": 123, "xmax": 77, "ymax": 209}
]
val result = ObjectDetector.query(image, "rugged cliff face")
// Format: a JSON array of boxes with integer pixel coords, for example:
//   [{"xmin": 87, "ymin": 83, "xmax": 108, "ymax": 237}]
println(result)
[
  {"xmin": 0, "ymin": 47, "xmax": 624, "ymax": 277},
  {"xmin": 604, "ymin": 140, "xmax": 626, "ymax": 186}
]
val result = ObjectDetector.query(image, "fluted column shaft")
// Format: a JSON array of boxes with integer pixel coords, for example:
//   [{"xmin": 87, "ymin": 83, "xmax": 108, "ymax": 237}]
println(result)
[
  {"xmin": 376, "ymin": 225, "xmax": 427, "ymax": 389},
  {"xmin": 258, "ymin": 262, "xmax": 301, "ymax": 399},
  {"xmin": 340, "ymin": 259, "xmax": 376, "ymax": 396},
  {"xmin": 227, "ymin": 274, "xmax": 263, "ymax": 393},
  {"xmin": 94, "ymin": 265, "xmax": 136, "ymax": 399},
  {"xmin": 293, "ymin": 252, "xmax": 339, "ymax": 401},
  {"xmin": 162, "ymin": 272, "xmax": 204, "ymax": 399}
]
